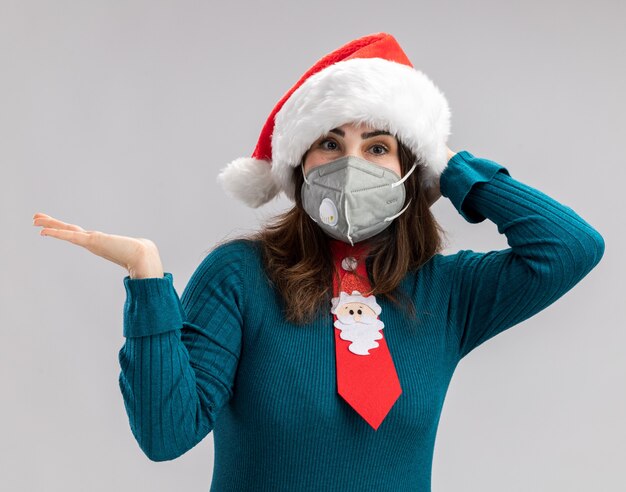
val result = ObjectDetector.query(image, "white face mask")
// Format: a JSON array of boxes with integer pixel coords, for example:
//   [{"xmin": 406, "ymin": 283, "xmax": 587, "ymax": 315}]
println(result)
[{"xmin": 300, "ymin": 155, "xmax": 418, "ymax": 246}]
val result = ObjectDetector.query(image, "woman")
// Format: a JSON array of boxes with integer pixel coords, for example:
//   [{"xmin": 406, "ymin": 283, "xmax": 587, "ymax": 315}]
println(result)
[{"xmin": 33, "ymin": 33, "xmax": 605, "ymax": 491}]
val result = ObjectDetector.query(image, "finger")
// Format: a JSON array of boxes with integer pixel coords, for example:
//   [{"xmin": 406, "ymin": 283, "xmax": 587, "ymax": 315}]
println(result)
[
  {"xmin": 34, "ymin": 216, "xmax": 85, "ymax": 232},
  {"xmin": 40, "ymin": 228, "xmax": 91, "ymax": 246},
  {"xmin": 40, "ymin": 228, "xmax": 125, "ymax": 265},
  {"xmin": 32, "ymin": 212, "xmax": 50, "ymax": 223}
]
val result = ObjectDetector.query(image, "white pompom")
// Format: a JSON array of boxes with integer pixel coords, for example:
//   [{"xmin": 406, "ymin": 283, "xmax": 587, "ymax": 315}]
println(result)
[{"xmin": 216, "ymin": 157, "xmax": 281, "ymax": 208}]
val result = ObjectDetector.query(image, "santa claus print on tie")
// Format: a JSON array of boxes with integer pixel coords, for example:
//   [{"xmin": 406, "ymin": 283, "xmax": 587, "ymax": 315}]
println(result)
[{"xmin": 331, "ymin": 290, "xmax": 384, "ymax": 356}]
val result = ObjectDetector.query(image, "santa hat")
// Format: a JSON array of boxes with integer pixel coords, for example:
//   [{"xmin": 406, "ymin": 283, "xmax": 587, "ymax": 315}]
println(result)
[{"xmin": 216, "ymin": 32, "xmax": 451, "ymax": 209}]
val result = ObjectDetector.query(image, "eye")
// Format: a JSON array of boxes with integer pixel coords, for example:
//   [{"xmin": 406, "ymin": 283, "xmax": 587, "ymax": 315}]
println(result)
[
  {"xmin": 369, "ymin": 144, "xmax": 389, "ymax": 155},
  {"xmin": 319, "ymin": 138, "xmax": 339, "ymax": 151}
]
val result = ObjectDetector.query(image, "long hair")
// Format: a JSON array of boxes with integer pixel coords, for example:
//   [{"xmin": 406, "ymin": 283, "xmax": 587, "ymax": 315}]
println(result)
[{"xmin": 212, "ymin": 139, "xmax": 449, "ymax": 325}]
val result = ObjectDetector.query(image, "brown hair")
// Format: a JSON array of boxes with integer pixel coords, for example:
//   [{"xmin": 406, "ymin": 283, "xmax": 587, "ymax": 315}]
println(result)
[{"xmin": 212, "ymin": 139, "xmax": 449, "ymax": 325}]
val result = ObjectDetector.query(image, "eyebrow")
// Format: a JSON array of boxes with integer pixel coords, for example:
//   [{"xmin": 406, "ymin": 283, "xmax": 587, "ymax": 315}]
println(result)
[{"xmin": 328, "ymin": 128, "xmax": 393, "ymax": 139}]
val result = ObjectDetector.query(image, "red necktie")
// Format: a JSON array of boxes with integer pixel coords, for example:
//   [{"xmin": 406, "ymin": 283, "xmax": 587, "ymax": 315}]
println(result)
[{"xmin": 329, "ymin": 239, "xmax": 402, "ymax": 430}]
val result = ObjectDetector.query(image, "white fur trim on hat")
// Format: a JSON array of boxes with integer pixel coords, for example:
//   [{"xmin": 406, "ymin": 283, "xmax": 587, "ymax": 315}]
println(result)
[
  {"xmin": 216, "ymin": 157, "xmax": 280, "ymax": 209},
  {"xmin": 271, "ymin": 57, "xmax": 451, "ymax": 203}
]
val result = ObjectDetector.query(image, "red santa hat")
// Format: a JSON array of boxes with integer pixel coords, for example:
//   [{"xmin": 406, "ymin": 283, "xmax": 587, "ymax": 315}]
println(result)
[{"xmin": 216, "ymin": 32, "xmax": 451, "ymax": 208}]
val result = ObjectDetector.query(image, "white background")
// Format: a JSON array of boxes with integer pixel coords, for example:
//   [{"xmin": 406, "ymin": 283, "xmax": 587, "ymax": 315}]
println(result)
[{"xmin": 2, "ymin": 0, "xmax": 624, "ymax": 490}]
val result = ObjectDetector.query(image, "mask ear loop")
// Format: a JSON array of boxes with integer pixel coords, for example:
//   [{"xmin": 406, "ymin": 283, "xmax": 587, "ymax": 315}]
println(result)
[
  {"xmin": 344, "ymin": 196, "xmax": 355, "ymax": 247},
  {"xmin": 390, "ymin": 160, "xmax": 418, "ymax": 188},
  {"xmin": 301, "ymin": 162, "xmax": 310, "ymax": 185},
  {"xmin": 384, "ymin": 198, "xmax": 412, "ymax": 222},
  {"xmin": 300, "ymin": 162, "xmax": 322, "ymax": 226},
  {"xmin": 385, "ymin": 159, "xmax": 418, "ymax": 222}
]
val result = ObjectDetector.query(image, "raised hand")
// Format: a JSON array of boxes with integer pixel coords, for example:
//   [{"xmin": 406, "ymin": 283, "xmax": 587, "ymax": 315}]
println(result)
[{"xmin": 32, "ymin": 212, "xmax": 164, "ymax": 279}]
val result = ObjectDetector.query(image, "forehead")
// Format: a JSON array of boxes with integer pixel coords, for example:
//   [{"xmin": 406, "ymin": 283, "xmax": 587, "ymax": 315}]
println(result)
[{"xmin": 324, "ymin": 123, "xmax": 396, "ymax": 139}]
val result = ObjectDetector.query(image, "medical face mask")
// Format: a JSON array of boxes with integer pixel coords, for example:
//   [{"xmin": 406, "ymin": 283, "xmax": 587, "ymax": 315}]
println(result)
[{"xmin": 301, "ymin": 155, "xmax": 418, "ymax": 246}]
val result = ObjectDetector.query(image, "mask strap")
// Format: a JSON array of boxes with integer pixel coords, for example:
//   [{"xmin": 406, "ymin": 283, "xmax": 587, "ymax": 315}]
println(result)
[
  {"xmin": 386, "ymin": 161, "xmax": 417, "ymax": 221},
  {"xmin": 384, "ymin": 198, "xmax": 412, "ymax": 222},
  {"xmin": 301, "ymin": 163, "xmax": 310, "ymax": 185},
  {"xmin": 345, "ymin": 196, "xmax": 355, "ymax": 247},
  {"xmin": 391, "ymin": 160, "xmax": 418, "ymax": 188}
]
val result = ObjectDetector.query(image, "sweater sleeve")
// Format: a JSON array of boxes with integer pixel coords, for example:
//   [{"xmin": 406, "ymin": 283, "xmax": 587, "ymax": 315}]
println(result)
[
  {"xmin": 440, "ymin": 150, "xmax": 605, "ymax": 360},
  {"xmin": 117, "ymin": 241, "xmax": 246, "ymax": 461}
]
